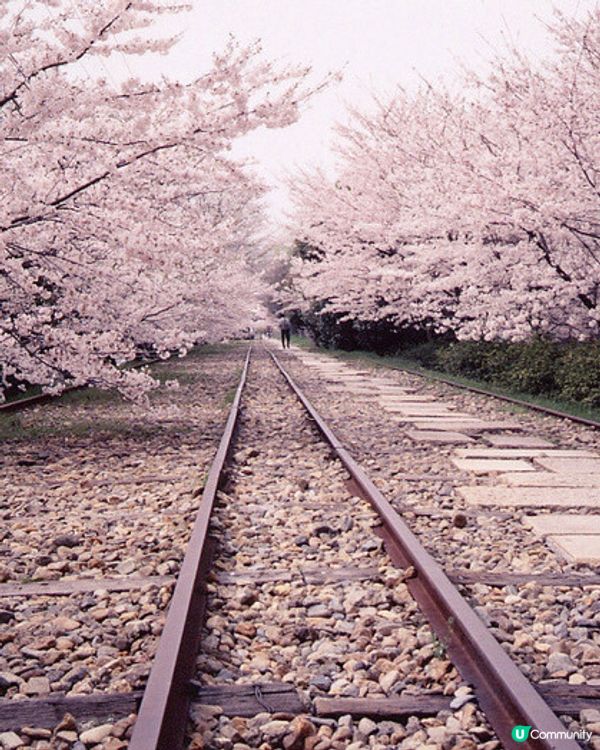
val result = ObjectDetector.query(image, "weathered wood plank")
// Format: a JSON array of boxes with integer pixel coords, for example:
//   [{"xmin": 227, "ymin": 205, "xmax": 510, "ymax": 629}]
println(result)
[
  {"xmin": 302, "ymin": 566, "xmax": 380, "ymax": 584},
  {"xmin": 195, "ymin": 682, "xmax": 296, "ymax": 698},
  {"xmin": 539, "ymin": 683, "xmax": 600, "ymax": 698},
  {"xmin": 214, "ymin": 569, "xmax": 293, "ymax": 585},
  {"xmin": 1, "ymin": 681, "xmax": 596, "ymax": 731},
  {"xmin": 539, "ymin": 683, "xmax": 600, "ymax": 714},
  {"xmin": 315, "ymin": 695, "xmax": 450, "ymax": 718},
  {"xmin": 0, "ymin": 692, "xmax": 141, "ymax": 731},
  {"xmin": 214, "ymin": 566, "xmax": 380, "ymax": 586},
  {"xmin": 192, "ymin": 682, "xmax": 305, "ymax": 717},
  {"xmin": 315, "ymin": 684, "xmax": 600, "ymax": 720},
  {"xmin": 0, "ymin": 575, "xmax": 174, "ymax": 598},
  {"xmin": 11, "ymin": 475, "xmax": 186, "ymax": 491}
]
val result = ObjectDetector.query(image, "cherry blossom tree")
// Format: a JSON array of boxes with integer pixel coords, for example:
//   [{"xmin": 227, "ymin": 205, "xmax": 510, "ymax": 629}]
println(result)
[
  {"xmin": 287, "ymin": 8, "xmax": 600, "ymax": 345},
  {"xmin": 1, "ymin": 1, "xmax": 319, "ymax": 399}
]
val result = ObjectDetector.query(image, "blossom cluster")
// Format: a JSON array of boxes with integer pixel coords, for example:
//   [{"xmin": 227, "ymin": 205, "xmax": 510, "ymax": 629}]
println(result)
[
  {"xmin": 0, "ymin": 1, "xmax": 315, "ymax": 399},
  {"xmin": 287, "ymin": 10, "xmax": 600, "ymax": 343}
]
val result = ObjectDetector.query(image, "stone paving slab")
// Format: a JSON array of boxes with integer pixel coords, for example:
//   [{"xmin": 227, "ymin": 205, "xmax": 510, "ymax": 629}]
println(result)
[
  {"xmin": 310, "ymin": 371, "xmax": 366, "ymax": 379},
  {"xmin": 524, "ymin": 514, "xmax": 600, "ymax": 535},
  {"xmin": 534, "ymin": 457, "xmax": 600, "ymax": 474},
  {"xmin": 458, "ymin": 485, "xmax": 600, "ymax": 508},
  {"xmin": 394, "ymin": 420, "xmax": 489, "ymax": 431},
  {"xmin": 452, "ymin": 458, "xmax": 536, "ymax": 474},
  {"xmin": 327, "ymin": 386, "xmax": 379, "ymax": 395},
  {"xmin": 546, "ymin": 535, "xmax": 600, "ymax": 563},
  {"xmin": 368, "ymin": 383, "xmax": 400, "ymax": 389},
  {"xmin": 384, "ymin": 408, "xmax": 460, "ymax": 418},
  {"xmin": 311, "ymin": 369, "xmax": 370, "ymax": 377},
  {"xmin": 317, "ymin": 373, "xmax": 369, "ymax": 378},
  {"xmin": 328, "ymin": 384, "xmax": 378, "ymax": 392},
  {"xmin": 378, "ymin": 395, "xmax": 435, "ymax": 402},
  {"xmin": 456, "ymin": 448, "xmax": 598, "ymax": 459},
  {"xmin": 484, "ymin": 435, "xmax": 556, "ymax": 449},
  {"xmin": 386, "ymin": 406, "xmax": 459, "ymax": 416},
  {"xmin": 406, "ymin": 419, "xmax": 523, "ymax": 433},
  {"xmin": 329, "ymin": 378, "xmax": 376, "ymax": 384},
  {"xmin": 375, "ymin": 386, "xmax": 417, "ymax": 393},
  {"xmin": 502, "ymin": 473, "xmax": 600, "ymax": 487},
  {"xmin": 407, "ymin": 430, "xmax": 475, "ymax": 444}
]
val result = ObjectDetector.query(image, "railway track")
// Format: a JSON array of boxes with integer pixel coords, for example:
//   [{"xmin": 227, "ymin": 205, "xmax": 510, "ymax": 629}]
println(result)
[
  {"xmin": 1, "ymin": 345, "xmax": 597, "ymax": 749},
  {"xmin": 282, "ymin": 348, "xmax": 600, "ymax": 746}
]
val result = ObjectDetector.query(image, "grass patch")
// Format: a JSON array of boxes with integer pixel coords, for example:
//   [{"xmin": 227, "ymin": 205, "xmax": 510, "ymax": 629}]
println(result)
[
  {"xmin": 0, "ymin": 341, "xmax": 249, "ymax": 443},
  {"xmin": 222, "ymin": 373, "xmax": 242, "ymax": 407},
  {"xmin": 291, "ymin": 336, "xmax": 600, "ymax": 423},
  {"xmin": 184, "ymin": 342, "xmax": 240, "ymax": 359},
  {"xmin": 56, "ymin": 387, "xmax": 120, "ymax": 407},
  {"xmin": 2, "ymin": 384, "xmax": 44, "ymax": 404},
  {"xmin": 0, "ymin": 413, "xmax": 149, "ymax": 442},
  {"xmin": 223, "ymin": 388, "xmax": 236, "ymax": 406},
  {"xmin": 1, "ymin": 342, "xmax": 239, "ymax": 409}
]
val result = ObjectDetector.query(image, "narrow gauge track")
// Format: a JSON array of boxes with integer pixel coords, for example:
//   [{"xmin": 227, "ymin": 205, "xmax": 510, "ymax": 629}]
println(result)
[{"xmin": 125, "ymin": 347, "xmax": 580, "ymax": 750}]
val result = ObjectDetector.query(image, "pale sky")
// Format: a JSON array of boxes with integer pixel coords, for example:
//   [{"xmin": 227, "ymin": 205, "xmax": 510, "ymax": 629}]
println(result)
[{"xmin": 99, "ymin": 0, "xmax": 598, "ymax": 227}]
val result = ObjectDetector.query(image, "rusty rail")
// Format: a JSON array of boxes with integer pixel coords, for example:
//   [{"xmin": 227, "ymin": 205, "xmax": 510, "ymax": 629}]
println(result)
[
  {"xmin": 0, "ymin": 392, "xmax": 62, "ymax": 413},
  {"xmin": 129, "ymin": 347, "xmax": 251, "ymax": 750},
  {"xmin": 269, "ymin": 349, "xmax": 580, "ymax": 750}
]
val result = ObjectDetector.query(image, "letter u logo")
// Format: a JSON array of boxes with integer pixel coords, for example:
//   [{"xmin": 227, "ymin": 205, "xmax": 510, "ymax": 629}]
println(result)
[{"xmin": 512, "ymin": 726, "xmax": 532, "ymax": 742}]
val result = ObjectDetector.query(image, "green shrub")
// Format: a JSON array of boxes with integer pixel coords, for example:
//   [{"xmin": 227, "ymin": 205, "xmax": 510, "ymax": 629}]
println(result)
[
  {"xmin": 432, "ymin": 338, "xmax": 563, "ymax": 395},
  {"xmin": 403, "ymin": 341, "xmax": 445, "ymax": 368},
  {"xmin": 435, "ymin": 341, "xmax": 504, "ymax": 380},
  {"xmin": 495, "ymin": 339, "xmax": 561, "ymax": 395},
  {"xmin": 556, "ymin": 343, "xmax": 600, "ymax": 406},
  {"xmin": 298, "ymin": 305, "xmax": 600, "ymax": 407}
]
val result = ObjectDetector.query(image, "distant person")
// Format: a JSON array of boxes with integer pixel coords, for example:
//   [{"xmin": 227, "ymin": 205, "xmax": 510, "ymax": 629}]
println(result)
[{"xmin": 279, "ymin": 317, "xmax": 291, "ymax": 349}]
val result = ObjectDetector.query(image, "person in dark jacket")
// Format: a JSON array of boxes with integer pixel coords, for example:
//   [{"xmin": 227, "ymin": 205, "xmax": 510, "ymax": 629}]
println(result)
[{"xmin": 279, "ymin": 317, "xmax": 291, "ymax": 348}]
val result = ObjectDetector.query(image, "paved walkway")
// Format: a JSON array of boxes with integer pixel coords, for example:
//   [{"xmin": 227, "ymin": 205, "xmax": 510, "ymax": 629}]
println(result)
[{"xmin": 292, "ymin": 348, "xmax": 600, "ymax": 564}]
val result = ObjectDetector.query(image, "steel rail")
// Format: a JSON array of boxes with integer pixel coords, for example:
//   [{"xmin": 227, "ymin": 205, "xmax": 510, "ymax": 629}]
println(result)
[
  {"xmin": 0, "ymin": 392, "xmax": 64, "ymax": 413},
  {"xmin": 128, "ymin": 347, "xmax": 252, "ymax": 750},
  {"xmin": 269, "ymin": 349, "xmax": 580, "ymax": 750},
  {"xmin": 380, "ymin": 360, "xmax": 600, "ymax": 430}
]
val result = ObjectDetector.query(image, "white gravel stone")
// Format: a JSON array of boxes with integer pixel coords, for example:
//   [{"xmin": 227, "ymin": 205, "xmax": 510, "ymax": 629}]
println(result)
[
  {"xmin": 79, "ymin": 723, "xmax": 114, "ymax": 743},
  {"xmin": 0, "ymin": 733, "xmax": 23, "ymax": 750}
]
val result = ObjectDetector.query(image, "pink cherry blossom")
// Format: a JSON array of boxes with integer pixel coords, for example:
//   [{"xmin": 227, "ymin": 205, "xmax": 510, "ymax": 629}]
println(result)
[
  {"xmin": 1, "ymin": 1, "xmax": 322, "ymax": 400},
  {"xmin": 286, "ymin": 9, "xmax": 600, "ymax": 345}
]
